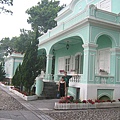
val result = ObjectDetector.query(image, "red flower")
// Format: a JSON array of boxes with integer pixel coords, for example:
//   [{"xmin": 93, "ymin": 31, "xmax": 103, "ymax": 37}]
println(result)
[
  {"xmin": 87, "ymin": 99, "xmax": 95, "ymax": 104},
  {"xmin": 95, "ymin": 100, "xmax": 101, "ymax": 103},
  {"xmin": 82, "ymin": 100, "xmax": 87, "ymax": 103}
]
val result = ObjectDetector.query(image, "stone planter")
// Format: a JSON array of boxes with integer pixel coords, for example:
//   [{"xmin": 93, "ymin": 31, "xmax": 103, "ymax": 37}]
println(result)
[
  {"xmin": 54, "ymin": 102, "xmax": 120, "ymax": 110},
  {"xmin": 9, "ymin": 87, "xmax": 38, "ymax": 101},
  {"xmin": 54, "ymin": 102, "xmax": 92, "ymax": 110}
]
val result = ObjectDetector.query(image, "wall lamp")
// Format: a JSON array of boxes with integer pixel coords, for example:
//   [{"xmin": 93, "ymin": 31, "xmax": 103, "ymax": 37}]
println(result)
[{"xmin": 66, "ymin": 41, "xmax": 69, "ymax": 50}]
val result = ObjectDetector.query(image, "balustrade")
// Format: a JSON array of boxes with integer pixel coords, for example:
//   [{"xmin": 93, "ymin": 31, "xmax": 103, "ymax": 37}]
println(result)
[{"xmin": 95, "ymin": 75, "xmax": 114, "ymax": 84}]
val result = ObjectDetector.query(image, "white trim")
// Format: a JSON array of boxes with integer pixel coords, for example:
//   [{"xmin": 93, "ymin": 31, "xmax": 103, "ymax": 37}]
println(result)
[
  {"xmin": 75, "ymin": 52, "xmax": 82, "ymax": 56},
  {"xmin": 89, "ymin": 53, "xmax": 95, "ymax": 81},
  {"xmin": 116, "ymin": 57, "xmax": 120, "ymax": 82},
  {"xmin": 98, "ymin": 93, "xmax": 112, "ymax": 99}
]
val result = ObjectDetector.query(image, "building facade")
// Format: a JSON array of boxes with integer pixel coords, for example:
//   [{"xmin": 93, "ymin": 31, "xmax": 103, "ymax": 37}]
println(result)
[
  {"xmin": 38, "ymin": 0, "xmax": 120, "ymax": 100},
  {"xmin": 4, "ymin": 52, "xmax": 24, "ymax": 80}
]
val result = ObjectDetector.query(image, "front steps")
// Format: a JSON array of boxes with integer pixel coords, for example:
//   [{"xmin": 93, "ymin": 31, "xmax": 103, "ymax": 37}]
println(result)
[{"xmin": 39, "ymin": 81, "xmax": 58, "ymax": 99}]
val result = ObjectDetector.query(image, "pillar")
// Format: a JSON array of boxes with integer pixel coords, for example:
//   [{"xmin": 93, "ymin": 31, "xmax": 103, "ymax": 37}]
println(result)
[
  {"xmin": 45, "ymin": 54, "xmax": 53, "ymax": 81},
  {"xmin": 110, "ymin": 48, "xmax": 120, "ymax": 100},
  {"xmin": 81, "ymin": 43, "xmax": 98, "ymax": 100},
  {"xmin": 110, "ymin": 48, "xmax": 120, "ymax": 83},
  {"xmin": 35, "ymin": 76, "xmax": 43, "ymax": 96}
]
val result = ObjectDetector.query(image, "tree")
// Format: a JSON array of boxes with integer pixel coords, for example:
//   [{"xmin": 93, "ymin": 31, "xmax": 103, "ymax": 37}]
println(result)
[
  {"xmin": 0, "ymin": 0, "xmax": 65, "ymax": 59},
  {"xmin": 0, "ymin": 37, "xmax": 15, "ymax": 57},
  {"xmin": 0, "ymin": 0, "xmax": 13, "ymax": 14},
  {"xmin": 0, "ymin": 62, "xmax": 5, "ymax": 81},
  {"xmin": 26, "ymin": 0, "xmax": 65, "ymax": 34},
  {"xmin": 0, "ymin": 30, "xmax": 36, "ymax": 62},
  {"xmin": 12, "ymin": 64, "xmax": 23, "ymax": 90},
  {"xmin": 13, "ymin": 29, "xmax": 35, "ymax": 54},
  {"xmin": 21, "ymin": 28, "xmax": 41, "ymax": 95}
]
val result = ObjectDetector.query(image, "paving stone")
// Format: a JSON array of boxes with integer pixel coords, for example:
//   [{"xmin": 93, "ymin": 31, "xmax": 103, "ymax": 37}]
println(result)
[
  {"xmin": 0, "ymin": 85, "xmax": 120, "ymax": 120},
  {"xmin": 0, "ymin": 88, "xmax": 27, "ymax": 110},
  {"xmin": 45, "ymin": 108, "xmax": 120, "ymax": 120}
]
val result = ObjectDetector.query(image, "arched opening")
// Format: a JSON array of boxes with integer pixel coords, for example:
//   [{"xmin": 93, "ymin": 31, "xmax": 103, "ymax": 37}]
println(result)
[
  {"xmin": 96, "ymin": 35, "xmax": 112, "ymax": 74},
  {"xmin": 50, "ymin": 36, "xmax": 84, "ymax": 76},
  {"xmin": 99, "ymin": 95, "xmax": 110, "ymax": 101}
]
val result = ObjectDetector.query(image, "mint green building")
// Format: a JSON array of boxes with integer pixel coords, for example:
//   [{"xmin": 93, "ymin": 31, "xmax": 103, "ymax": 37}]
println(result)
[
  {"xmin": 4, "ymin": 52, "xmax": 24, "ymax": 82},
  {"xmin": 37, "ymin": 0, "xmax": 120, "ymax": 101}
]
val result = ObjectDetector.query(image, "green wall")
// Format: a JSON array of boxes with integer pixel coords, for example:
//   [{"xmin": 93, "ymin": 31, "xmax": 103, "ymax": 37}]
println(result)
[{"xmin": 97, "ymin": 35, "xmax": 112, "ymax": 49}]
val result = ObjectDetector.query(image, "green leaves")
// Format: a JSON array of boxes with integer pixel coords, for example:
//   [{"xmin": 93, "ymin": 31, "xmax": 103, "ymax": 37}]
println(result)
[
  {"xmin": 26, "ymin": 0, "xmax": 65, "ymax": 33},
  {"xmin": 0, "ymin": 0, "xmax": 13, "ymax": 14},
  {"xmin": 0, "ymin": 62, "xmax": 5, "ymax": 81}
]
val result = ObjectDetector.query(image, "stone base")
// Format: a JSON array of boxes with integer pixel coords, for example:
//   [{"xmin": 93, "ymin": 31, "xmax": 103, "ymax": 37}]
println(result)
[{"xmin": 54, "ymin": 102, "xmax": 120, "ymax": 110}]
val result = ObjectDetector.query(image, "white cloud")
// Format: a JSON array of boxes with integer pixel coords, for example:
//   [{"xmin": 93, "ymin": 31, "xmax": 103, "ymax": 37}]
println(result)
[{"xmin": 0, "ymin": 0, "xmax": 71, "ymax": 39}]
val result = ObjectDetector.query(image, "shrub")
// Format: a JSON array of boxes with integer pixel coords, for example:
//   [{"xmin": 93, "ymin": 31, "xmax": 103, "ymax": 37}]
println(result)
[{"xmin": 73, "ymin": 99, "xmax": 81, "ymax": 103}]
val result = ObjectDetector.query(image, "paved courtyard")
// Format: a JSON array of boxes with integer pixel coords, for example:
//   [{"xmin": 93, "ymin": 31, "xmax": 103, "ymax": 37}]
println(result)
[
  {"xmin": 0, "ymin": 88, "xmax": 27, "ymax": 111},
  {"xmin": 0, "ymin": 85, "xmax": 120, "ymax": 120}
]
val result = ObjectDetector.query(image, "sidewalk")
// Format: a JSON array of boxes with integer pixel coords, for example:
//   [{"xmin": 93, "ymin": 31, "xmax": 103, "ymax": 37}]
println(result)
[{"xmin": 0, "ymin": 84, "xmax": 59, "ymax": 120}]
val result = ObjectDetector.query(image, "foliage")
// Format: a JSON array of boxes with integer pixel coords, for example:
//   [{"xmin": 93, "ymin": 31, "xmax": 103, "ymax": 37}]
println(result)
[
  {"xmin": 26, "ymin": 0, "xmax": 65, "ymax": 33},
  {"xmin": 0, "ymin": 0, "xmax": 65, "ymax": 61},
  {"xmin": 20, "ymin": 28, "xmax": 42, "ymax": 95},
  {"xmin": 0, "ymin": 37, "xmax": 14, "ymax": 57},
  {"xmin": 12, "ymin": 64, "xmax": 23, "ymax": 91},
  {"xmin": 13, "ymin": 29, "xmax": 37, "ymax": 54},
  {"xmin": 0, "ymin": 62, "xmax": 5, "ymax": 81},
  {"xmin": 0, "ymin": 0, "xmax": 13, "ymax": 14},
  {"xmin": 59, "ymin": 96, "xmax": 74, "ymax": 103},
  {"xmin": 0, "ymin": 29, "xmax": 41, "ymax": 61},
  {"xmin": 59, "ymin": 98, "xmax": 117, "ymax": 104}
]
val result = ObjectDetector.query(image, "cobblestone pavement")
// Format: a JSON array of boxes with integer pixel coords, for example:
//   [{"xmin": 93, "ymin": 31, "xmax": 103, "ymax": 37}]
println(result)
[
  {"xmin": 0, "ymin": 88, "xmax": 27, "ymax": 110},
  {"xmin": 45, "ymin": 108, "xmax": 120, "ymax": 120},
  {"xmin": 0, "ymin": 86, "xmax": 120, "ymax": 120}
]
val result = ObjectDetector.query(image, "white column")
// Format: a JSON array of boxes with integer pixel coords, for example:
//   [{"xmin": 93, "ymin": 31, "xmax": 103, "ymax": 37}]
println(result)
[
  {"xmin": 45, "ymin": 54, "xmax": 53, "ymax": 81},
  {"xmin": 81, "ymin": 43, "xmax": 98, "ymax": 100}
]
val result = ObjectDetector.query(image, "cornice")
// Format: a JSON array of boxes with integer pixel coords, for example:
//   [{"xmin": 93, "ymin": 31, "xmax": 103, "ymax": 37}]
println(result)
[
  {"xmin": 82, "ymin": 43, "xmax": 98, "ymax": 48},
  {"xmin": 39, "ymin": 17, "xmax": 120, "ymax": 46}
]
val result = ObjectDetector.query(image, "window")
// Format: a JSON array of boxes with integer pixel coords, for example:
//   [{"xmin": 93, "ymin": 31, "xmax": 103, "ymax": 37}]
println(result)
[
  {"xmin": 65, "ymin": 57, "xmax": 70, "ymax": 72},
  {"xmin": 58, "ymin": 54, "xmax": 82, "ymax": 74},
  {"xmin": 58, "ymin": 56, "xmax": 72, "ymax": 73},
  {"xmin": 58, "ymin": 57, "xmax": 65, "ymax": 73},
  {"xmin": 96, "ymin": 0, "xmax": 111, "ymax": 12},
  {"xmin": 75, "ymin": 53, "xmax": 82, "ymax": 74},
  {"xmin": 98, "ymin": 48, "xmax": 110, "ymax": 73}
]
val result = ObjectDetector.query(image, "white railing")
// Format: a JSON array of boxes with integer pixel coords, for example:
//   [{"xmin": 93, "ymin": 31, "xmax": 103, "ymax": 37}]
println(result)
[
  {"xmin": 56, "ymin": 74, "xmax": 82, "ymax": 83},
  {"xmin": 69, "ymin": 74, "xmax": 82, "ymax": 83}
]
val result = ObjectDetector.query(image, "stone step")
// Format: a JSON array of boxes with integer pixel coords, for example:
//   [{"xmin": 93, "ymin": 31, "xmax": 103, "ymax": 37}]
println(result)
[{"xmin": 40, "ymin": 81, "xmax": 58, "ymax": 99}]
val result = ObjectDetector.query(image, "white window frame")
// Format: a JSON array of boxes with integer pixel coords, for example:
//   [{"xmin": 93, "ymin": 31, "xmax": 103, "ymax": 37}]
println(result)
[
  {"xmin": 58, "ymin": 57, "xmax": 65, "ymax": 73},
  {"xmin": 58, "ymin": 53, "xmax": 82, "ymax": 74},
  {"xmin": 64, "ymin": 56, "xmax": 71, "ymax": 73},
  {"xmin": 97, "ymin": 48, "xmax": 110, "ymax": 73}
]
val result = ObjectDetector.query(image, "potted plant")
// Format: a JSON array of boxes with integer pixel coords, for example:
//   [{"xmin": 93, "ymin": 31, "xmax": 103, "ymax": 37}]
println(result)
[
  {"xmin": 99, "ymin": 69, "xmax": 108, "ymax": 75},
  {"xmin": 59, "ymin": 70, "xmax": 65, "ymax": 74}
]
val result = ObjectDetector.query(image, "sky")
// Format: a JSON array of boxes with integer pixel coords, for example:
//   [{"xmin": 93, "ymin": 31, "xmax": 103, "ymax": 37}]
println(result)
[{"xmin": 0, "ymin": 0, "xmax": 72, "ymax": 40}]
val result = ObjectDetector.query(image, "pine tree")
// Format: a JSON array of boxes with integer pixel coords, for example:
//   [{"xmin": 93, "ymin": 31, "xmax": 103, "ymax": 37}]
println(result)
[
  {"xmin": 12, "ymin": 64, "xmax": 23, "ymax": 91},
  {"xmin": 22, "ymin": 28, "xmax": 41, "ymax": 95},
  {"xmin": 0, "ymin": 63, "xmax": 5, "ymax": 81}
]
